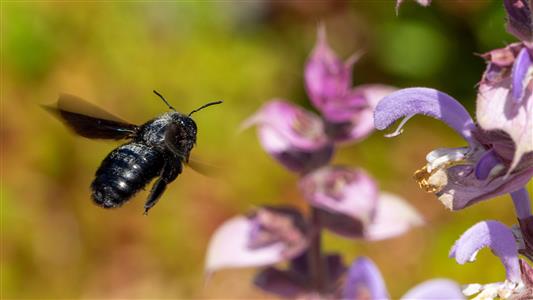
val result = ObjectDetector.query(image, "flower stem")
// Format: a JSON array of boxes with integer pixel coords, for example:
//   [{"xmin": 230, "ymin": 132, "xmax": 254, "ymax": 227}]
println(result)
[{"xmin": 308, "ymin": 207, "xmax": 325, "ymax": 293}]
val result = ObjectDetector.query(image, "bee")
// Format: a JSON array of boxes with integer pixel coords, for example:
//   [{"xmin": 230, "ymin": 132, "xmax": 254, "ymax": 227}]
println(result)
[{"xmin": 45, "ymin": 90, "xmax": 222, "ymax": 214}]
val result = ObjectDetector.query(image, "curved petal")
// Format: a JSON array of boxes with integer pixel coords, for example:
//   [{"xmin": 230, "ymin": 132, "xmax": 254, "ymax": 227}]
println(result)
[
  {"xmin": 304, "ymin": 25, "xmax": 356, "ymax": 112},
  {"xmin": 365, "ymin": 192, "xmax": 424, "ymax": 241},
  {"xmin": 325, "ymin": 85, "xmax": 397, "ymax": 144},
  {"xmin": 511, "ymin": 47, "xmax": 532, "ymax": 102},
  {"xmin": 400, "ymin": 279, "xmax": 464, "ymax": 300},
  {"xmin": 475, "ymin": 149, "xmax": 503, "ymax": 180},
  {"xmin": 512, "ymin": 188, "xmax": 531, "ymax": 219},
  {"xmin": 299, "ymin": 166, "xmax": 379, "ymax": 238},
  {"xmin": 258, "ymin": 125, "xmax": 334, "ymax": 173},
  {"xmin": 477, "ymin": 75, "xmax": 533, "ymax": 172},
  {"xmin": 374, "ymin": 87, "xmax": 476, "ymax": 145},
  {"xmin": 449, "ymin": 220, "xmax": 521, "ymax": 283},
  {"xmin": 342, "ymin": 257, "xmax": 389, "ymax": 300},
  {"xmin": 243, "ymin": 100, "xmax": 334, "ymax": 173},
  {"xmin": 205, "ymin": 207, "xmax": 308, "ymax": 273},
  {"xmin": 243, "ymin": 100, "xmax": 330, "ymax": 150},
  {"xmin": 504, "ymin": 0, "xmax": 533, "ymax": 42}
]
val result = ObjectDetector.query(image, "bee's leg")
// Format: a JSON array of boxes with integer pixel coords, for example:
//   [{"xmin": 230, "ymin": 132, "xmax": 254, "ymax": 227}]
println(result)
[
  {"xmin": 143, "ymin": 178, "xmax": 167, "ymax": 215},
  {"xmin": 143, "ymin": 160, "xmax": 182, "ymax": 215}
]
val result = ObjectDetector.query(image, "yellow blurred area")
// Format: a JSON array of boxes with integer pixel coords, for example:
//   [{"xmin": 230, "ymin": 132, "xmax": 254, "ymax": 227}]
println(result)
[{"xmin": 1, "ymin": 1, "xmax": 531, "ymax": 298}]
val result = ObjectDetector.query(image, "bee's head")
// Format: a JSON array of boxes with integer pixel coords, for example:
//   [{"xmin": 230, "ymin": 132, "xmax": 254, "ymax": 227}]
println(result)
[
  {"xmin": 175, "ymin": 114, "xmax": 198, "ymax": 143},
  {"xmin": 152, "ymin": 90, "xmax": 222, "ymax": 158}
]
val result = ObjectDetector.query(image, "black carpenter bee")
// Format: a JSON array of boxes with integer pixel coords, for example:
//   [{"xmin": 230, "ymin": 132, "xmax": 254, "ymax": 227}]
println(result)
[{"xmin": 45, "ymin": 90, "xmax": 222, "ymax": 214}]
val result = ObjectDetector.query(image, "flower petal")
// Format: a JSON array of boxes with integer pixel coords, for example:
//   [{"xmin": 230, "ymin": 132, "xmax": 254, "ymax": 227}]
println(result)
[
  {"xmin": 325, "ymin": 84, "xmax": 397, "ymax": 144},
  {"xmin": 299, "ymin": 166, "xmax": 379, "ymax": 238},
  {"xmin": 243, "ymin": 100, "xmax": 334, "ymax": 173},
  {"xmin": 474, "ymin": 149, "xmax": 503, "ymax": 180},
  {"xmin": 400, "ymin": 279, "xmax": 465, "ymax": 300},
  {"xmin": 511, "ymin": 188, "xmax": 531, "ymax": 219},
  {"xmin": 365, "ymin": 192, "xmax": 424, "ymax": 241},
  {"xmin": 503, "ymin": 0, "xmax": 533, "ymax": 42},
  {"xmin": 342, "ymin": 257, "xmax": 389, "ymax": 300},
  {"xmin": 434, "ymin": 163, "xmax": 533, "ymax": 210},
  {"xmin": 205, "ymin": 207, "xmax": 308, "ymax": 273},
  {"xmin": 304, "ymin": 25, "xmax": 355, "ymax": 112},
  {"xmin": 243, "ymin": 100, "xmax": 330, "ymax": 150},
  {"xmin": 449, "ymin": 220, "xmax": 521, "ymax": 283},
  {"xmin": 374, "ymin": 87, "xmax": 477, "ymax": 145},
  {"xmin": 511, "ymin": 47, "xmax": 533, "ymax": 102},
  {"xmin": 476, "ymin": 75, "xmax": 533, "ymax": 172}
]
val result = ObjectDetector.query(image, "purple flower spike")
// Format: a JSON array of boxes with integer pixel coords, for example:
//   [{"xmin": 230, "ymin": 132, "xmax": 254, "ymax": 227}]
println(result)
[
  {"xmin": 243, "ymin": 100, "xmax": 334, "ymax": 173},
  {"xmin": 512, "ymin": 47, "xmax": 533, "ymax": 102},
  {"xmin": 299, "ymin": 166, "xmax": 379, "ymax": 238},
  {"xmin": 400, "ymin": 279, "xmax": 465, "ymax": 300},
  {"xmin": 305, "ymin": 25, "xmax": 356, "ymax": 113},
  {"xmin": 342, "ymin": 257, "xmax": 389, "ymax": 300},
  {"xmin": 374, "ymin": 87, "xmax": 477, "ymax": 145},
  {"xmin": 205, "ymin": 206, "xmax": 308, "ymax": 273},
  {"xmin": 504, "ymin": 0, "xmax": 533, "ymax": 42},
  {"xmin": 450, "ymin": 220, "xmax": 521, "ymax": 283}
]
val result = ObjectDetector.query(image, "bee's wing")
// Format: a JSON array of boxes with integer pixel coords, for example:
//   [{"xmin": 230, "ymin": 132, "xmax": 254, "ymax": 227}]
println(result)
[
  {"xmin": 163, "ymin": 122, "xmax": 222, "ymax": 177},
  {"xmin": 44, "ymin": 93, "xmax": 138, "ymax": 140},
  {"xmin": 186, "ymin": 157, "xmax": 223, "ymax": 177}
]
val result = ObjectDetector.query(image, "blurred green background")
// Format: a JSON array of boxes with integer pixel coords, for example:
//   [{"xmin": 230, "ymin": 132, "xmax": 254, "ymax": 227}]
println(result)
[{"xmin": 2, "ymin": 0, "xmax": 531, "ymax": 298}]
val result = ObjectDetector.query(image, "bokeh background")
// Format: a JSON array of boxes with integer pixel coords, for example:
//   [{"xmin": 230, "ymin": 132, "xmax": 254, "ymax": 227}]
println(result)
[{"xmin": 2, "ymin": 0, "xmax": 532, "ymax": 298}]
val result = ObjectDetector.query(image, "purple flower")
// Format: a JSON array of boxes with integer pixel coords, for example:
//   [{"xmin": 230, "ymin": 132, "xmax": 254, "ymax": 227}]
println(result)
[
  {"xmin": 205, "ymin": 206, "xmax": 308, "ymax": 273},
  {"xmin": 242, "ymin": 100, "xmax": 334, "ymax": 174},
  {"xmin": 342, "ymin": 256, "xmax": 464, "ymax": 300},
  {"xmin": 478, "ymin": 43, "xmax": 533, "ymax": 172},
  {"xmin": 244, "ymin": 27, "xmax": 396, "ymax": 173},
  {"xmin": 450, "ymin": 220, "xmax": 533, "ymax": 299},
  {"xmin": 304, "ymin": 27, "xmax": 396, "ymax": 144},
  {"xmin": 374, "ymin": 87, "xmax": 533, "ymax": 210},
  {"xmin": 299, "ymin": 165, "xmax": 423, "ymax": 239}
]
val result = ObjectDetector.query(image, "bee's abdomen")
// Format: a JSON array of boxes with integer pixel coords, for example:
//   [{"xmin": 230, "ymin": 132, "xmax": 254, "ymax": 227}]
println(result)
[{"xmin": 91, "ymin": 142, "xmax": 164, "ymax": 208}]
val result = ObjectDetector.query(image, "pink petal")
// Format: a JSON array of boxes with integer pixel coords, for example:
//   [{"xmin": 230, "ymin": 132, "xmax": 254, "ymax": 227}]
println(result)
[
  {"xmin": 304, "ymin": 25, "xmax": 357, "ymax": 113},
  {"xmin": 326, "ymin": 84, "xmax": 397, "ymax": 144},
  {"xmin": 476, "ymin": 76, "xmax": 533, "ymax": 172},
  {"xmin": 205, "ymin": 208, "xmax": 308, "ymax": 273},
  {"xmin": 365, "ymin": 192, "xmax": 424, "ymax": 241},
  {"xmin": 243, "ymin": 100, "xmax": 334, "ymax": 173},
  {"xmin": 299, "ymin": 166, "xmax": 379, "ymax": 238},
  {"xmin": 206, "ymin": 216, "xmax": 287, "ymax": 272}
]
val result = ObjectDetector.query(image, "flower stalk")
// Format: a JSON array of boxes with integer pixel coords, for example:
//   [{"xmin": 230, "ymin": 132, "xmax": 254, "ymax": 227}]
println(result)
[{"xmin": 308, "ymin": 208, "xmax": 325, "ymax": 293}]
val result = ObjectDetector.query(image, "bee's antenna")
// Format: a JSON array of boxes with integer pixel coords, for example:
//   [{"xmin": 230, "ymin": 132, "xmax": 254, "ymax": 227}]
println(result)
[
  {"xmin": 188, "ymin": 100, "xmax": 223, "ymax": 117},
  {"xmin": 153, "ymin": 90, "xmax": 176, "ymax": 111}
]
